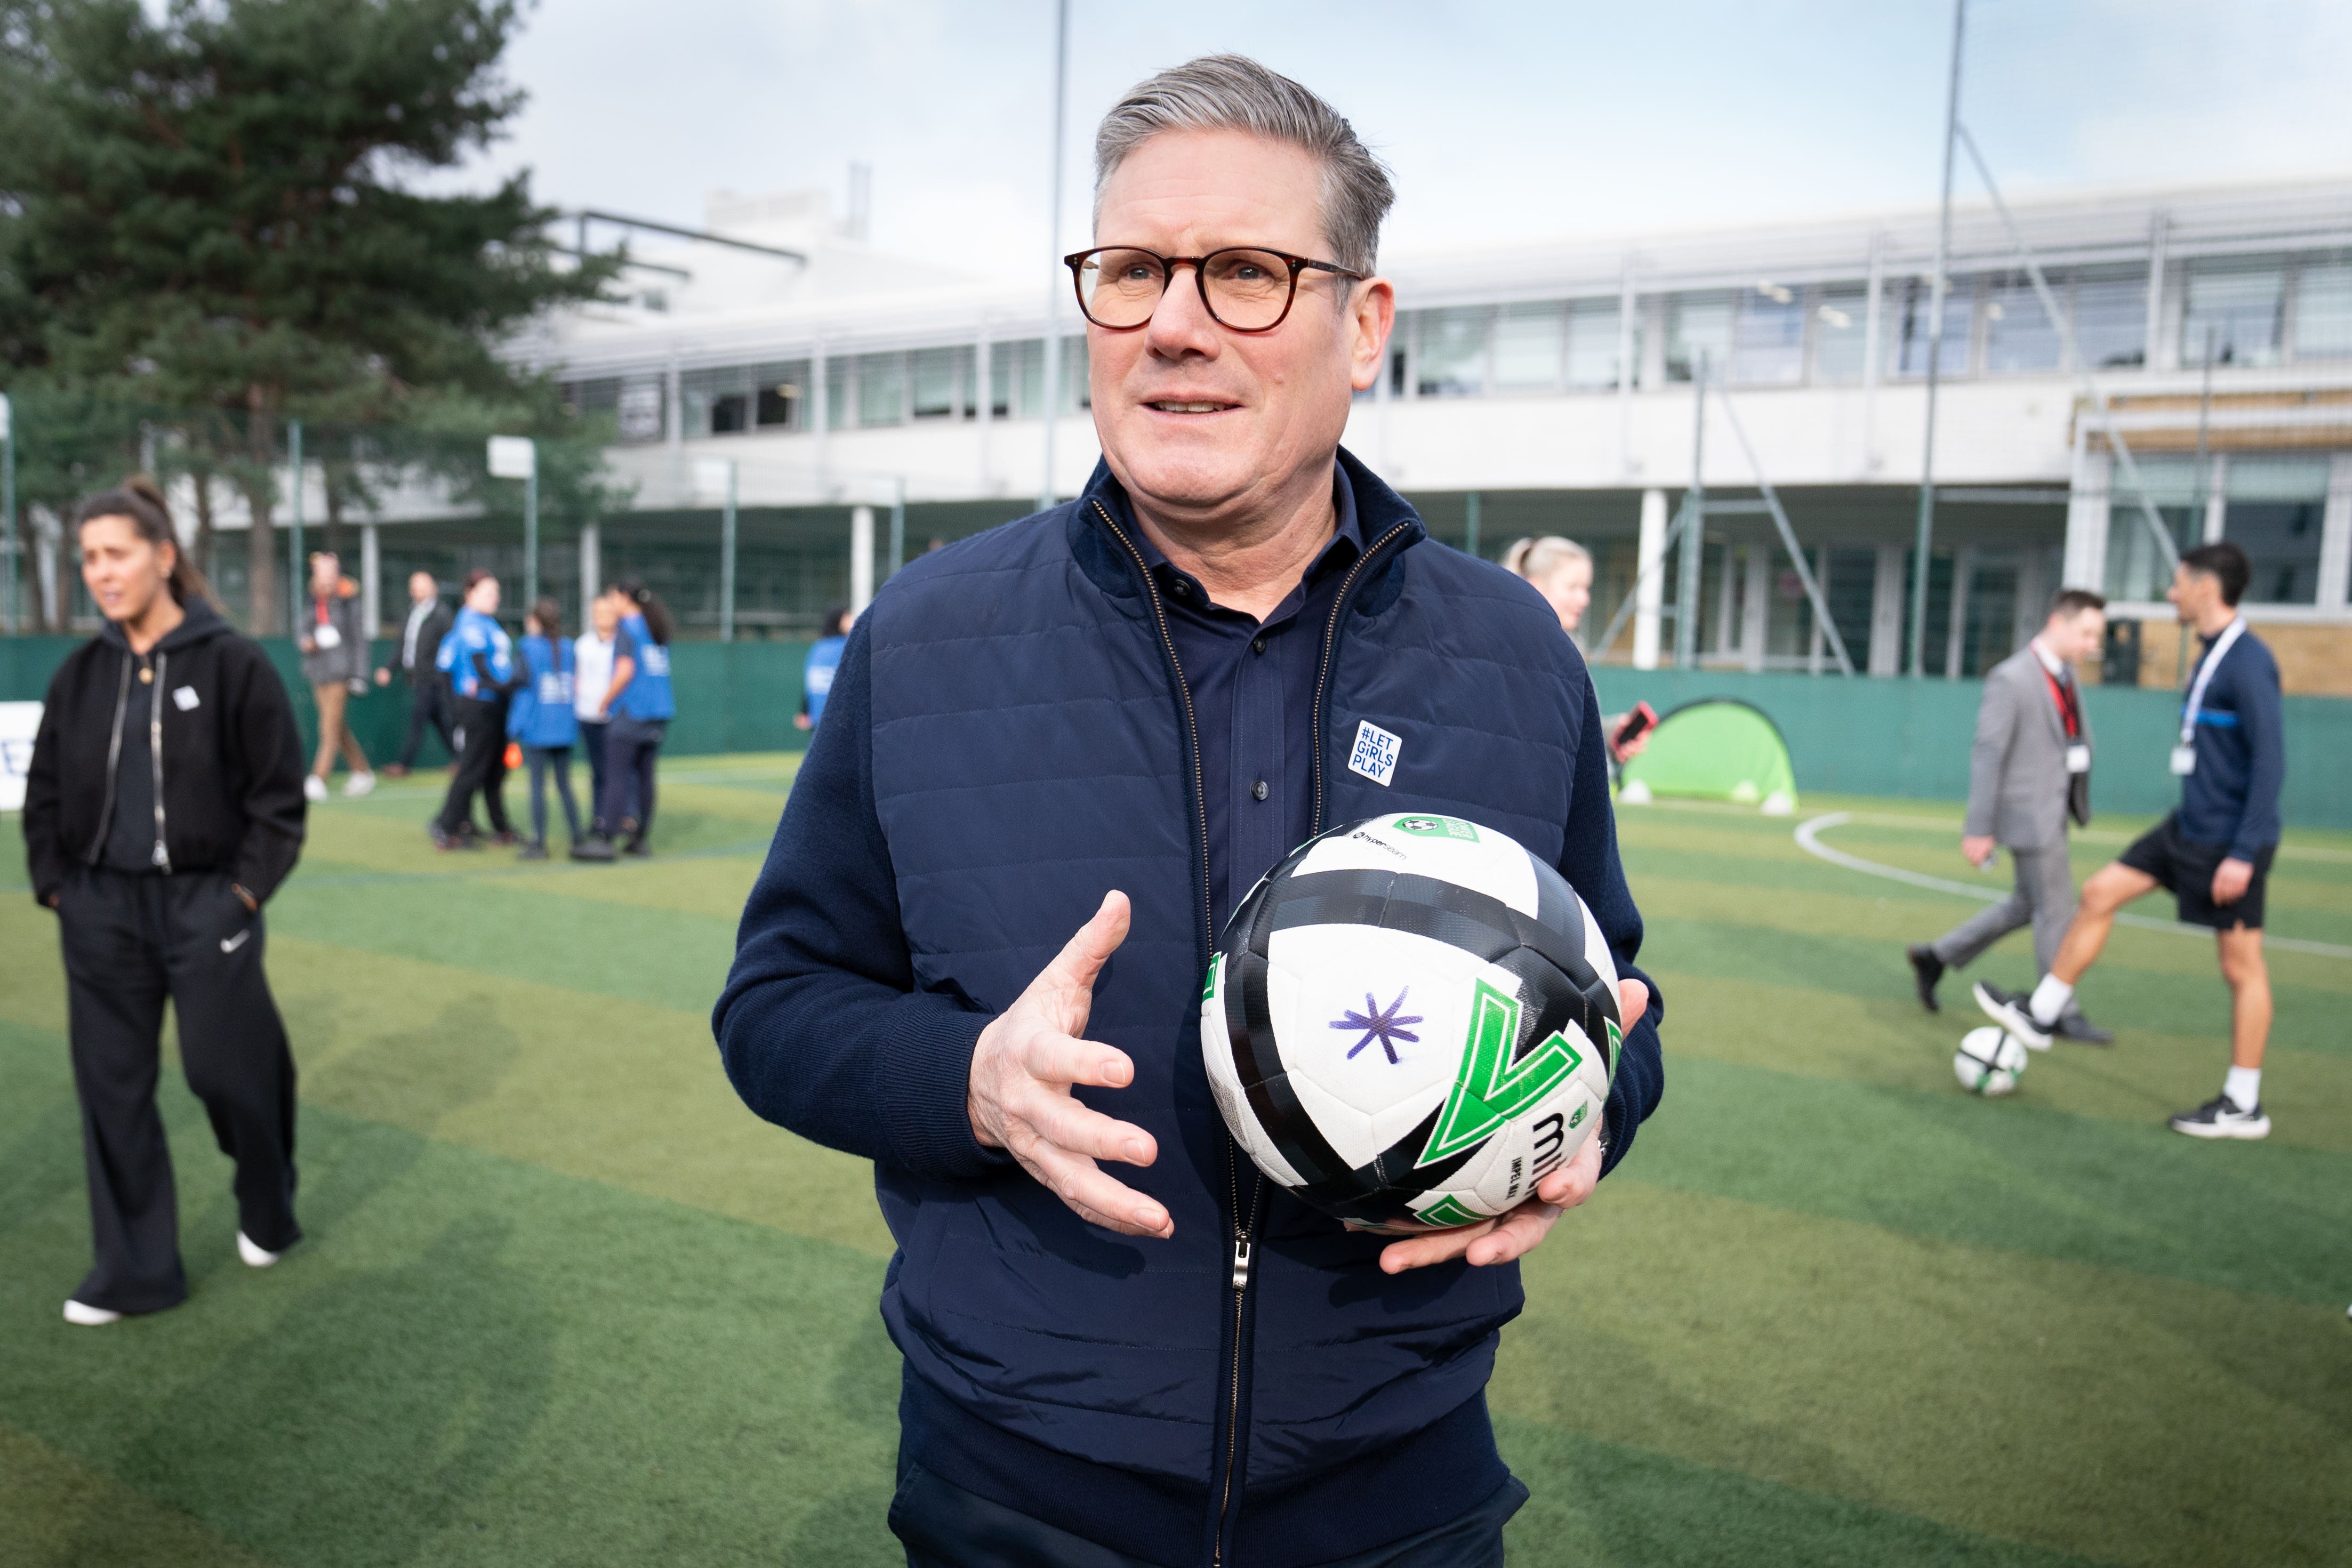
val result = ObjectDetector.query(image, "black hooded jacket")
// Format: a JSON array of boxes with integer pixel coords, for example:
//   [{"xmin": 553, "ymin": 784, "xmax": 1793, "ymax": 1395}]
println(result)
[{"xmin": 22, "ymin": 596, "xmax": 307, "ymax": 907}]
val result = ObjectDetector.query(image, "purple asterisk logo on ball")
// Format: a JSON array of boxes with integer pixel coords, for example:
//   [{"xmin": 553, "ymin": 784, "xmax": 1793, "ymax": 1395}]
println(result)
[{"xmin": 1332, "ymin": 990, "xmax": 1422, "ymax": 1065}]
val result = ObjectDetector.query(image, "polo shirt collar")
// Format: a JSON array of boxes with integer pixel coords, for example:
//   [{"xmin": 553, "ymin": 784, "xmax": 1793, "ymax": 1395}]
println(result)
[{"xmin": 1124, "ymin": 462, "xmax": 1366, "ymax": 607}]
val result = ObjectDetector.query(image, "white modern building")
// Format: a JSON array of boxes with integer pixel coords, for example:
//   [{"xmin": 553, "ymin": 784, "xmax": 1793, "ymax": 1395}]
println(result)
[{"xmin": 504, "ymin": 174, "xmax": 2352, "ymax": 690}]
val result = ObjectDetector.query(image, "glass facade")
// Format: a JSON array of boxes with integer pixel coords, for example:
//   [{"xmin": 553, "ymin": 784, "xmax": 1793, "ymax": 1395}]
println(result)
[
  {"xmin": 2184, "ymin": 262, "xmax": 2285, "ymax": 366},
  {"xmin": 1982, "ymin": 274, "xmax": 2062, "ymax": 374},
  {"xmin": 1492, "ymin": 303, "xmax": 1565, "ymax": 393},
  {"xmin": 2103, "ymin": 456, "xmax": 2207, "ymax": 604},
  {"xmin": 2295, "ymin": 258, "xmax": 2352, "ymax": 360},
  {"xmin": 1417, "ymin": 307, "xmax": 1490, "ymax": 397},
  {"xmin": 1730, "ymin": 288, "xmax": 1806, "ymax": 385},
  {"xmin": 1889, "ymin": 276, "xmax": 1972, "ymax": 377},
  {"xmin": 1665, "ymin": 292, "xmax": 1732, "ymax": 382},
  {"xmin": 1565, "ymin": 299, "xmax": 1625, "ymax": 389},
  {"xmin": 2073, "ymin": 269, "xmax": 2148, "ymax": 369},
  {"xmin": 1811, "ymin": 290, "xmax": 1869, "ymax": 383},
  {"xmin": 2225, "ymin": 454, "xmax": 2330, "ymax": 605}
]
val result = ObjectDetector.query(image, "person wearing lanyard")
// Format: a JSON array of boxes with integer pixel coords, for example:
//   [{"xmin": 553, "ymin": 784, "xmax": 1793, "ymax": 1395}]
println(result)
[
  {"xmin": 429, "ymin": 569, "xmax": 523, "ymax": 850},
  {"xmin": 1977, "ymin": 543, "xmax": 2286, "ymax": 1139},
  {"xmin": 1910, "ymin": 589, "xmax": 2111, "ymax": 1042}
]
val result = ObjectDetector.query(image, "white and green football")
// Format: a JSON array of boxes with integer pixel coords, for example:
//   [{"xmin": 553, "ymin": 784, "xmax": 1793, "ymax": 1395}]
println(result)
[
  {"xmin": 1200, "ymin": 813, "xmax": 1623, "ymax": 1233},
  {"xmin": 1954, "ymin": 1025, "xmax": 2028, "ymax": 1097}
]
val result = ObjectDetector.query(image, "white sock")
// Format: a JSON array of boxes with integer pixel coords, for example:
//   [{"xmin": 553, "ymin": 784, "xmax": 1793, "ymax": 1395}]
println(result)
[
  {"xmin": 2224, "ymin": 1065, "xmax": 2261, "ymax": 1110},
  {"xmin": 2027, "ymin": 974, "xmax": 2074, "ymax": 1027}
]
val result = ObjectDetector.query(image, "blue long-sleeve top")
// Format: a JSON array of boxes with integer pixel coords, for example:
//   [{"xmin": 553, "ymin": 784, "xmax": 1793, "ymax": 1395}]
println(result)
[{"xmin": 2180, "ymin": 624, "xmax": 2286, "ymax": 861}]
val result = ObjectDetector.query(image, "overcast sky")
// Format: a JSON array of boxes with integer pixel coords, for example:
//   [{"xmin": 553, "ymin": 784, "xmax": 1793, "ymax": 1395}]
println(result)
[{"xmin": 438, "ymin": 0, "xmax": 2352, "ymax": 279}]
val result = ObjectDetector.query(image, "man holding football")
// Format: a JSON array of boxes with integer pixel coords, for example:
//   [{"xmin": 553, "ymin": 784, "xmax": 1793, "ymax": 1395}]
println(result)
[{"xmin": 717, "ymin": 54, "xmax": 1663, "ymax": 1568}]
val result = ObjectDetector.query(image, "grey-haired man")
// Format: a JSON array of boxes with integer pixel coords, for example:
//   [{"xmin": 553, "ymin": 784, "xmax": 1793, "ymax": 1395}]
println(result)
[{"xmin": 717, "ymin": 55, "xmax": 1664, "ymax": 1568}]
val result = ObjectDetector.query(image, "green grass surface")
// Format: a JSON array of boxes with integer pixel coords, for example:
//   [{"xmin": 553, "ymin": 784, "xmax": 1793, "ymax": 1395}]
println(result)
[{"xmin": 5, "ymin": 765, "xmax": 2349, "ymax": 1566}]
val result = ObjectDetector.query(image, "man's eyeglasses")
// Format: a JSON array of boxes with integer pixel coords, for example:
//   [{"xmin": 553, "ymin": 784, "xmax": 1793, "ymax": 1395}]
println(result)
[{"xmin": 1064, "ymin": 246, "xmax": 1366, "ymax": 333}]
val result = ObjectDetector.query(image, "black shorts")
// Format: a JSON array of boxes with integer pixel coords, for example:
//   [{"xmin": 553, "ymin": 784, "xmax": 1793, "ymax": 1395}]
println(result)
[{"xmin": 2117, "ymin": 811, "xmax": 2275, "ymax": 930}]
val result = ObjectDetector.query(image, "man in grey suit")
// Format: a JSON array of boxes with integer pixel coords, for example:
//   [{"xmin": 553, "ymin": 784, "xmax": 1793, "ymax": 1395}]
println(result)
[{"xmin": 1908, "ymin": 589, "xmax": 2113, "ymax": 1044}]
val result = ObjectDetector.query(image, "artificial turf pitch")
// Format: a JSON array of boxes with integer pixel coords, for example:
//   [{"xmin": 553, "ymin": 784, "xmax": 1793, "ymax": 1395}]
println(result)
[{"xmin": 4, "ymin": 755, "xmax": 2348, "ymax": 1567}]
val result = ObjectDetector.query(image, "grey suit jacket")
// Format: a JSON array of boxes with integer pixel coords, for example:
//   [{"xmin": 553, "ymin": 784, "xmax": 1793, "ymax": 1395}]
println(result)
[{"xmin": 1962, "ymin": 644, "xmax": 2093, "ymax": 850}]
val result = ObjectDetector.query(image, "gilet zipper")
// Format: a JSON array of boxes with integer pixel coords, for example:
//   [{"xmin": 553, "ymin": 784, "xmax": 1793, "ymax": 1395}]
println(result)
[
  {"xmin": 1311, "ymin": 522, "xmax": 1414, "ymax": 834},
  {"xmin": 1086, "ymin": 499, "xmax": 1262, "ymax": 1565},
  {"xmin": 83, "ymin": 650, "xmax": 134, "ymax": 866},
  {"xmin": 149, "ymin": 652, "xmax": 172, "ymax": 872}
]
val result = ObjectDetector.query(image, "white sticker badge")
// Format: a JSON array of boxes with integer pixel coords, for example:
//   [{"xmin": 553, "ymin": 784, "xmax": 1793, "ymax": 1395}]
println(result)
[
  {"xmin": 172, "ymin": 686, "xmax": 200, "ymax": 711},
  {"xmin": 1347, "ymin": 720, "xmax": 1402, "ymax": 787}
]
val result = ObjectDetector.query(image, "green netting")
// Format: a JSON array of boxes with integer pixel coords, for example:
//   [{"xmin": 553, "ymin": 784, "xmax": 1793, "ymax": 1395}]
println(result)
[{"xmin": 1617, "ymin": 698, "xmax": 1797, "ymax": 813}]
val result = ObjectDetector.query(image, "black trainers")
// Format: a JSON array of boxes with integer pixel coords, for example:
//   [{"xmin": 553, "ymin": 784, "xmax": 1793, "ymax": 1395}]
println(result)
[
  {"xmin": 518, "ymin": 840, "xmax": 549, "ymax": 861},
  {"xmin": 429, "ymin": 824, "xmax": 480, "ymax": 852},
  {"xmin": 1906, "ymin": 945, "xmax": 1944, "ymax": 1012},
  {"xmin": 621, "ymin": 835, "xmax": 651, "ymax": 858},
  {"xmin": 2168, "ymin": 1095, "xmax": 2270, "ymax": 1140},
  {"xmin": 569, "ymin": 837, "xmax": 617, "ymax": 862},
  {"xmin": 1972, "ymin": 982, "xmax": 2053, "ymax": 1051},
  {"xmin": 2052, "ymin": 1013, "xmax": 2115, "ymax": 1046}
]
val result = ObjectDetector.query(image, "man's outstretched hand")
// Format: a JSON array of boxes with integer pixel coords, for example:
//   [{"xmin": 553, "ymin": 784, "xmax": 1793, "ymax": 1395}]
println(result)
[
  {"xmin": 1377, "ymin": 976, "xmax": 1650, "ymax": 1274},
  {"xmin": 968, "ymin": 891, "xmax": 1174, "ymax": 1240}
]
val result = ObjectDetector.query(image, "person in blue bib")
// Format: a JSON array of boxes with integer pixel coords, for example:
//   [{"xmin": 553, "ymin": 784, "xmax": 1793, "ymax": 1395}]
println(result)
[
  {"xmin": 797, "ymin": 605, "xmax": 853, "ymax": 733},
  {"xmin": 507, "ymin": 598, "xmax": 583, "ymax": 861},
  {"xmin": 573, "ymin": 576, "xmax": 675, "ymax": 861},
  {"xmin": 430, "ymin": 569, "xmax": 521, "ymax": 850}
]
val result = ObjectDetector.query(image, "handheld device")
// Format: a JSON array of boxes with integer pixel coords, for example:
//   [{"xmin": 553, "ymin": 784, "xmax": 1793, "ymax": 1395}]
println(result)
[{"xmin": 1612, "ymin": 701, "xmax": 1659, "ymax": 753}]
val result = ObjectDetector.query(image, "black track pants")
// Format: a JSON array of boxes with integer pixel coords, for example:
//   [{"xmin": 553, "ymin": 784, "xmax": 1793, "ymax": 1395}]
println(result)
[
  {"xmin": 57, "ymin": 866, "xmax": 300, "ymax": 1314},
  {"xmin": 436, "ymin": 696, "xmax": 512, "ymax": 835}
]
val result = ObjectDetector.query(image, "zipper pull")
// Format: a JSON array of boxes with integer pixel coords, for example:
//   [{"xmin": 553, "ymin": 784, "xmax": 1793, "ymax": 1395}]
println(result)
[{"xmin": 1231, "ymin": 1236, "xmax": 1254, "ymax": 1292}]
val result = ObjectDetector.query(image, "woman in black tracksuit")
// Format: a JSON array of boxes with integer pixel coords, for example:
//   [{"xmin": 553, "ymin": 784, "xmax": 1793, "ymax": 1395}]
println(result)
[{"xmin": 22, "ymin": 478, "xmax": 308, "ymax": 1325}]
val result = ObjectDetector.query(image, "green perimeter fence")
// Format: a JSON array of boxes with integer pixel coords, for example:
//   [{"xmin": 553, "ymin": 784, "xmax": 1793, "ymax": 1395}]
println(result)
[
  {"xmin": 0, "ymin": 636, "xmax": 815, "ymax": 773},
  {"xmin": 4, "ymin": 638, "xmax": 2348, "ymax": 831}
]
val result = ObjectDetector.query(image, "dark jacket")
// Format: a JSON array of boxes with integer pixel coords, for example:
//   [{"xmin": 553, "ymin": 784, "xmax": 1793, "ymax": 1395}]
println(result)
[
  {"xmin": 23, "ymin": 596, "xmax": 308, "ymax": 907},
  {"xmin": 2178, "ymin": 623, "xmax": 2285, "ymax": 859},
  {"xmin": 394, "ymin": 599, "xmax": 455, "ymax": 686},
  {"xmin": 713, "ymin": 453, "xmax": 1663, "ymax": 1568}
]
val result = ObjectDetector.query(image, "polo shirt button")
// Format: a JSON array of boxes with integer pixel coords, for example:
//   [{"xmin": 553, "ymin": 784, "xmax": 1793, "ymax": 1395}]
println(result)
[
  {"xmin": 1169, "ymin": 580, "xmax": 1190, "ymax": 597},
  {"xmin": 1251, "ymin": 636, "xmax": 1266, "ymax": 654},
  {"xmin": 1252, "ymin": 779, "xmax": 1269, "ymax": 801}
]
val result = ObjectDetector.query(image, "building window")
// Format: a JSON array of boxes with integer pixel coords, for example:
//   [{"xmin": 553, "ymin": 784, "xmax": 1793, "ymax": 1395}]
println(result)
[
  {"xmin": 2072, "ymin": 268, "xmax": 2147, "ymax": 369},
  {"xmin": 1889, "ymin": 275, "xmax": 1972, "ymax": 377},
  {"xmin": 1665, "ymin": 292, "xmax": 1732, "ymax": 382},
  {"xmin": 1811, "ymin": 289, "xmax": 1870, "ymax": 383},
  {"xmin": 2224, "ymin": 454, "xmax": 2329, "ymax": 605},
  {"xmin": 2183, "ymin": 261, "xmax": 2284, "ymax": 367},
  {"xmin": 992, "ymin": 339, "xmax": 1039, "ymax": 417},
  {"xmin": 2293, "ymin": 256, "xmax": 2352, "ymax": 360},
  {"xmin": 1730, "ymin": 285, "xmax": 1805, "ymax": 385},
  {"xmin": 617, "ymin": 377, "xmax": 664, "ymax": 443},
  {"xmin": 857, "ymin": 351, "xmax": 905, "ymax": 427},
  {"xmin": 826, "ymin": 358, "xmax": 849, "ymax": 431},
  {"xmin": 2102, "ymin": 455, "xmax": 2207, "ymax": 602},
  {"xmin": 754, "ymin": 360, "xmax": 808, "ymax": 430},
  {"xmin": 1492, "ymin": 302, "xmax": 1564, "ymax": 394},
  {"xmin": 1565, "ymin": 299, "xmax": 1625, "ymax": 390},
  {"xmin": 1981, "ymin": 271, "xmax": 2062, "ymax": 374},
  {"xmin": 1416, "ymin": 307, "xmax": 1489, "ymax": 397},
  {"xmin": 911, "ymin": 347, "xmax": 969, "ymax": 420}
]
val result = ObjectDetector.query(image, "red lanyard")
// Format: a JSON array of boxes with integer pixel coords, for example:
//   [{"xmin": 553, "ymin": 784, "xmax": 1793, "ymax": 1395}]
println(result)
[{"xmin": 2041, "ymin": 666, "xmax": 2080, "ymax": 739}]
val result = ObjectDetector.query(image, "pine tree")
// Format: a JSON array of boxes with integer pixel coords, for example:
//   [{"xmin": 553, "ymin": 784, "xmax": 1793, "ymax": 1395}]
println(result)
[{"xmin": 0, "ymin": 0, "xmax": 615, "ymax": 630}]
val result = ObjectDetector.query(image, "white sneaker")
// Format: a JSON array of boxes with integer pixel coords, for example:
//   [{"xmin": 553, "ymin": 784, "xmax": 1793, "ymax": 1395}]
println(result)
[
  {"xmin": 237, "ymin": 1231, "xmax": 281, "ymax": 1268},
  {"xmin": 1972, "ymin": 982, "xmax": 2053, "ymax": 1050},
  {"xmin": 63, "ymin": 1299, "xmax": 122, "ymax": 1326},
  {"xmin": 342, "ymin": 770, "xmax": 376, "ymax": 798},
  {"xmin": 303, "ymin": 775, "xmax": 329, "ymax": 803}
]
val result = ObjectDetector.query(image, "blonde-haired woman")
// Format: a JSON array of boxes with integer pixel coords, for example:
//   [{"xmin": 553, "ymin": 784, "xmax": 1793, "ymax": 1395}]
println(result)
[{"xmin": 1505, "ymin": 534, "xmax": 1649, "ymax": 762}]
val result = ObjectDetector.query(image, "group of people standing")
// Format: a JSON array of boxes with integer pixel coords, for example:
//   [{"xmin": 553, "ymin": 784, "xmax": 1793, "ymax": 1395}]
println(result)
[{"xmin": 422, "ymin": 569, "xmax": 677, "ymax": 862}]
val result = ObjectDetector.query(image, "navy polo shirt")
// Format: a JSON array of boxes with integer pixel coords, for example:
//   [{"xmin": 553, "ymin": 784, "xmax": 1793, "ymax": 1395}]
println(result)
[{"xmin": 1131, "ymin": 467, "xmax": 1365, "ymax": 933}]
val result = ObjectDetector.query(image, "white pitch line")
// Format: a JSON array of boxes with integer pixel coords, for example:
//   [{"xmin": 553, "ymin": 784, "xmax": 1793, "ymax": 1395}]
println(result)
[{"xmin": 1793, "ymin": 812, "xmax": 2352, "ymax": 961}]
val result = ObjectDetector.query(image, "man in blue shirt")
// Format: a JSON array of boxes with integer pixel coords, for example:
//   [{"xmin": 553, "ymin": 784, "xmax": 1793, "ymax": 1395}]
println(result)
[
  {"xmin": 1977, "ymin": 542, "xmax": 2286, "ymax": 1139},
  {"xmin": 796, "ymin": 606, "xmax": 852, "ymax": 732},
  {"xmin": 714, "ymin": 55, "xmax": 1663, "ymax": 1568}
]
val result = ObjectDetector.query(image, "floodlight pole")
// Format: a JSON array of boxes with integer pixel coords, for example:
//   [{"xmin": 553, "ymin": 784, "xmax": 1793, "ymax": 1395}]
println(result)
[
  {"xmin": 525, "ymin": 460, "xmax": 540, "ymax": 609},
  {"xmin": 888, "ymin": 476, "xmax": 906, "ymax": 579},
  {"xmin": 719, "ymin": 460, "xmax": 736, "ymax": 642},
  {"xmin": 287, "ymin": 418, "xmax": 306, "ymax": 632},
  {"xmin": 1, "ymin": 393, "xmax": 16, "ymax": 634},
  {"xmin": 1675, "ymin": 355, "xmax": 1709, "ymax": 670},
  {"xmin": 1036, "ymin": 0, "xmax": 1071, "ymax": 514},
  {"xmin": 1951, "ymin": 124, "xmax": 2178, "ymax": 577},
  {"xmin": 1908, "ymin": 0, "xmax": 1965, "ymax": 678}
]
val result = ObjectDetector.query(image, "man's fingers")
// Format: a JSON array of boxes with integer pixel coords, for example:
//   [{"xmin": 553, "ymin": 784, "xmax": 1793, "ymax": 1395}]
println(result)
[
  {"xmin": 1021, "ymin": 1028, "xmax": 1137, "ymax": 1091},
  {"xmin": 1379, "ymin": 1217, "xmax": 1497, "ymax": 1274},
  {"xmin": 1038, "ymin": 890, "xmax": 1133, "ymax": 998},
  {"xmin": 1533, "ymin": 1131, "xmax": 1604, "ymax": 1207},
  {"xmin": 1617, "ymin": 977, "xmax": 1650, "ymax": 1028},
  {"xmin": 1464, "ymin": 1203, "xmax": 1562, "ymax": 1267},
  {"xmin": 1013, "ymin": 1132, "xmax": 1172, "ymax": 1237},
  {"xmin": 1012, "ymin": 1083, "xmax": 1157, "ymax": 1168}
]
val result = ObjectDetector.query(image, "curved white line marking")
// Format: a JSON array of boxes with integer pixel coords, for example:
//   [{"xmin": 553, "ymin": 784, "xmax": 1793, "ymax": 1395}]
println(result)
[{"xmin": 1794, "ymin": 811, "xmax": 2352, "ymax": 961}]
